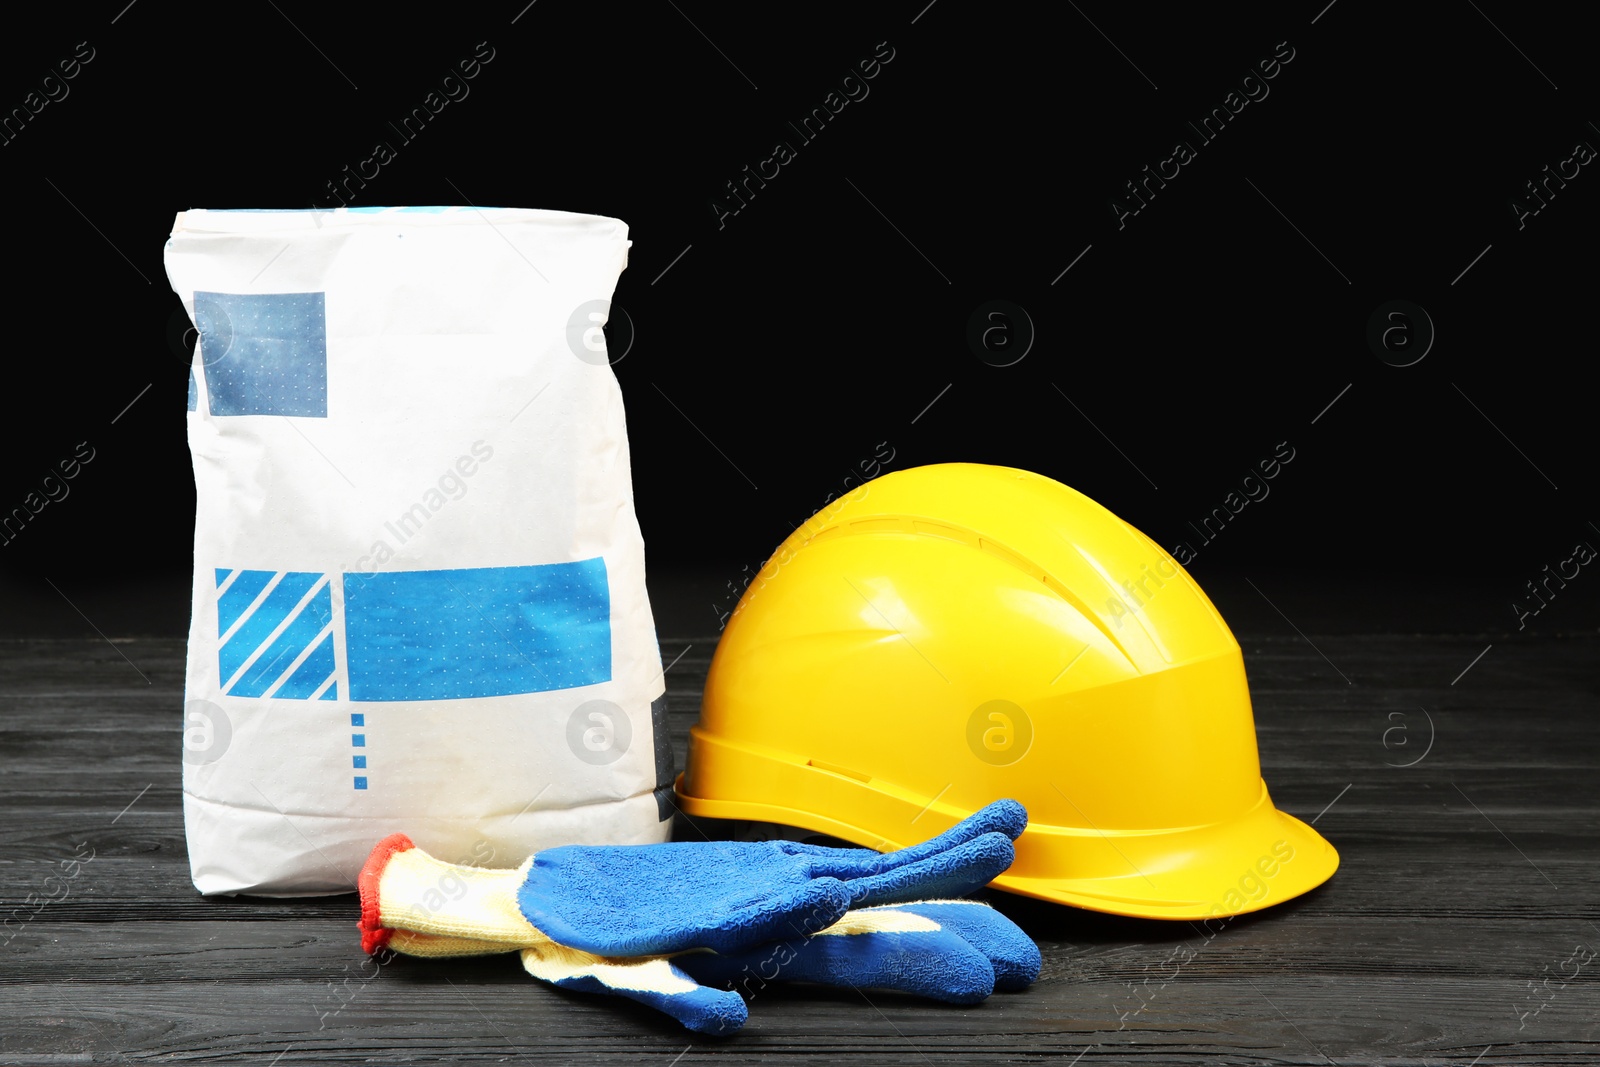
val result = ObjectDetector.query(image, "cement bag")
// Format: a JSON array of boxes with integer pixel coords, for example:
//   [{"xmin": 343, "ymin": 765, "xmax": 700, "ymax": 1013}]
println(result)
[{"xmin": 164, "ymin": 205, "xmax": 671, "ymax": 896}]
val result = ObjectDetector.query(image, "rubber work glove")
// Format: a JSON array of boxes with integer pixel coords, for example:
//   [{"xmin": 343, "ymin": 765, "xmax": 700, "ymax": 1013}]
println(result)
[
  {"xmin": 358, "ymin": 798, "xmax": 1027, "ymax": 957},
  {"xmin": 371, "ymin": 899, "xmax": 1041, "ymax": 1034}
]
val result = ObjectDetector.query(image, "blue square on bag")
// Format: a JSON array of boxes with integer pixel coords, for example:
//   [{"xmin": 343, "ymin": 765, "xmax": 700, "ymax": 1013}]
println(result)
[{"xmin": 195, "ymin": 292, "xmax": 328, "ymax": 417}]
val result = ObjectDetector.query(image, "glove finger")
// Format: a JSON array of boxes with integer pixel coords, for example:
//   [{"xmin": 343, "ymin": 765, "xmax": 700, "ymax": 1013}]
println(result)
[
  {"xmin": 872, "ymin": 901, "xmax": 1041, "ymax": 990},
  {"xmin": 693, "ymin": 876, "xmax": 854, "ymax": 953},
  {"xmin": 523, "ymin": 869, "xmax": 853, "ymax": 956},
  {"xmin": 676, "ymin": 917, "xmax": 996, "ymax": 1005},
  {"xmin": 845, "ymin": 831, "xmax": 1015, "ymax": 907},
  {"xmin": 785, "ymin": 799, "xmax": 1027, "ymax": 879},
  {"xmin": 521, "ymin": 943, "xmax": 748, "ymax": 1035}
]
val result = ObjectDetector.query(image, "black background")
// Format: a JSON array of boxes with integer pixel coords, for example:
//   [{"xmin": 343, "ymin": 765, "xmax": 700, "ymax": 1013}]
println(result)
[{"xmin": 2, "ymin": 1, "xmax": 1595, "ymax": 639}]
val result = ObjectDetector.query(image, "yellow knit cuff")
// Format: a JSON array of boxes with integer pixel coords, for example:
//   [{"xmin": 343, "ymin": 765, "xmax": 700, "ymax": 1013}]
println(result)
[
  {"xmin": 385, "ymin": 929, "xmax": 524, "ymax": 958},
  {"xmin": 360, "ymin": 833, "xmax": 553, "ymax": 950}
]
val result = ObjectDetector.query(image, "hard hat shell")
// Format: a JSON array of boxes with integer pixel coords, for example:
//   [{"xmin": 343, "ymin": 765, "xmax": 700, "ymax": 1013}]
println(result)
[{"xmin": 676, "ymin": 463, "xmax": 1338, "ymax": 919}]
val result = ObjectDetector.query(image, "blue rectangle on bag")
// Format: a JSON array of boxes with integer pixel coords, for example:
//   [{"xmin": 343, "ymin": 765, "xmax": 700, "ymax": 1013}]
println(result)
[
  {"xmin": 195, "ymin": 291, "xmax": 328, "ymax": 418},
  {"xmin": 342, "ymin": 560, "xmax": 611, "ymax": 701}
]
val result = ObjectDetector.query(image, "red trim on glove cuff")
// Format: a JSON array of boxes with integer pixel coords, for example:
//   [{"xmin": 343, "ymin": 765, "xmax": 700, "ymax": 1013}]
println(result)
[{"xmin": 358, "ymin": 832, "xmax": 415, "ymax": 954}]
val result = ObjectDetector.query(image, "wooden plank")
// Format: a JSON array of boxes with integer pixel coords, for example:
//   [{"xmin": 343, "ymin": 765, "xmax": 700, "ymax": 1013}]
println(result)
[{"xmin": 0, "ymin": 975, "xmax": 1595, "ymax": 1064}]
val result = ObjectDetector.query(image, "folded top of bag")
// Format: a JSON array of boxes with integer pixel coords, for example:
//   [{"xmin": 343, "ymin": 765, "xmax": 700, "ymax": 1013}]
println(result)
[{"xmin": 172, "ymin": 205, "xmax": 629, "ymax": 236}]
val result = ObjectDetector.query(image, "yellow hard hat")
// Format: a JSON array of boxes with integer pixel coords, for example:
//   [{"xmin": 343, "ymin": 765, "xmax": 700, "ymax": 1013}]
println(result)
[{"xmin": 676, "ymin": 463, "xmax": 1338, "ymax": 920}]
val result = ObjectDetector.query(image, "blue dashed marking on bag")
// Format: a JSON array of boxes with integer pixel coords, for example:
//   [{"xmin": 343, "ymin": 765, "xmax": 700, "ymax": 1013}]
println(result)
[{"xmin": 348, "ymin": 715, "xmax": 366, "ymax": 789}]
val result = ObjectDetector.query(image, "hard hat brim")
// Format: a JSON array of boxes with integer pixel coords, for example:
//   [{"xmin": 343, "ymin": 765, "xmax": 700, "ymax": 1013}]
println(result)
[
  {"xmin": 675, "ymin": 773, "xmax": 1338, "ymax": 921},
  {"xmin": 993, "ymin": 786, "xmax": 1340, "ymax": 920}
]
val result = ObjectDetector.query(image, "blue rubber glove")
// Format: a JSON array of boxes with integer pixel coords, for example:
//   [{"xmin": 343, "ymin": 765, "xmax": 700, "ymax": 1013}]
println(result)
[
  {"xmin": 517, "ymin": 799, "xmax": 1028, "ymax": 956},
  {"xmin": 674, "ymin": 899, "xmax": 1043, "ymax": 1000},
  {"xmin": 513, "ymin": 898, "xmax": 1041, "ymax": 1034}
]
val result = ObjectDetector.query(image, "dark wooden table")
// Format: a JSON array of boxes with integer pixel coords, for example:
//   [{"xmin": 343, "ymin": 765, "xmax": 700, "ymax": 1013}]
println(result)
[{"xmin": 3, "ymin": 624, "xmax": 1596, "ymax": 1064}]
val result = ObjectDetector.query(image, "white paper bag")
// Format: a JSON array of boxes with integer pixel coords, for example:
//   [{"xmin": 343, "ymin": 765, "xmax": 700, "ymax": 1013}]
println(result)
[{"xmin": 164, "ymin": 206, "xmax": 671, "ymax": 896}]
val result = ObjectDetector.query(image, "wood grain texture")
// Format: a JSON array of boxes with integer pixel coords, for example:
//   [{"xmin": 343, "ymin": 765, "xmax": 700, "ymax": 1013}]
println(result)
[{"xmin": 1, "ymin": 631, "xmax": 1596, "ymax": 1064}]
